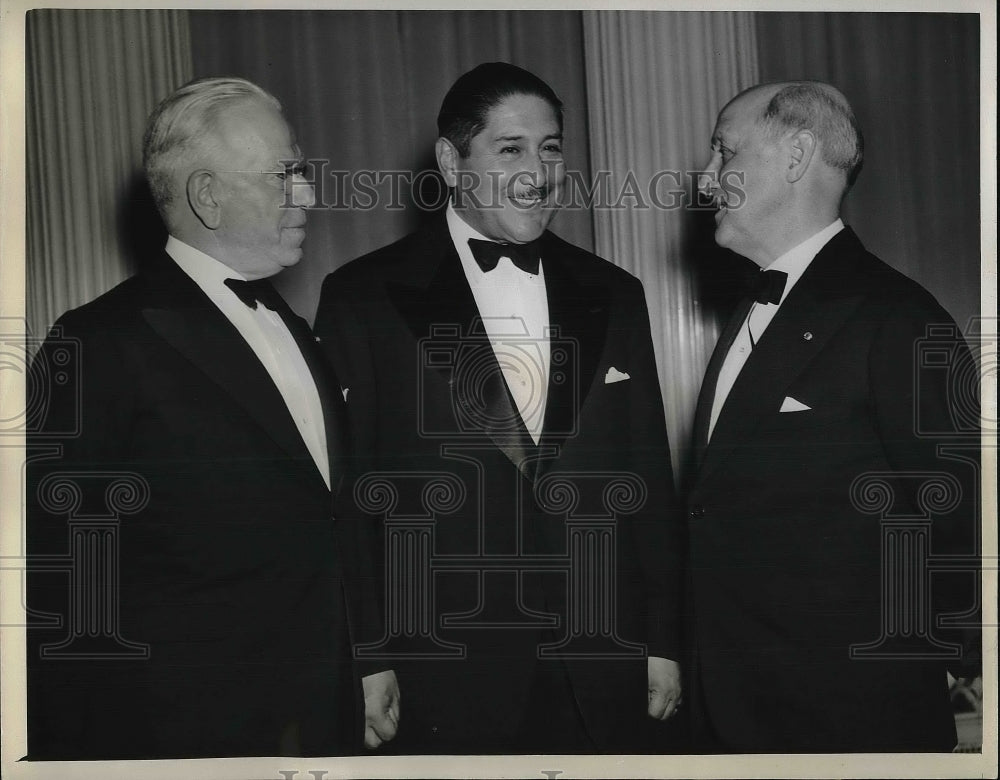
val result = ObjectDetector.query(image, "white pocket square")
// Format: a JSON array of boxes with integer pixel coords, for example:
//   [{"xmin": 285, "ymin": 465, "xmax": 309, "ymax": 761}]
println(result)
[
  {"xmin": 341, "ymin": 387, "xmax": 350, "ymax": 402},
  {"xmin": 779, "ymin": 396, "xmax": 811, "ymax": 412},
  {"xmin": 605, "ymin": 367, "xmax": 630, "ymax": 384}
]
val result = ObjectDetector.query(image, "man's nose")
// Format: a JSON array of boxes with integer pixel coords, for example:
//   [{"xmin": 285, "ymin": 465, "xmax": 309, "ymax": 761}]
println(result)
[
  {"xmin": 699, "ymin": 157, "xmax": 721, "ymax": 197},
  {"xmin": 290, "ymin": 173, "xmax": 316, "ymax": 208},
  {"xmin": 523, "ymin": 150, "xmax": 550, "ymax": 184}
]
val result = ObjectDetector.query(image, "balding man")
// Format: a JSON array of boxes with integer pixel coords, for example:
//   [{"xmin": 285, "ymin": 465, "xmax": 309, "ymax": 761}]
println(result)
[
  {"xmin": 687, "ymin": 81, "xmax": 979, "ymax": 752},
  {"xmin": 26, "ymin": 77, "xmax": 398, "ymax": 759}
]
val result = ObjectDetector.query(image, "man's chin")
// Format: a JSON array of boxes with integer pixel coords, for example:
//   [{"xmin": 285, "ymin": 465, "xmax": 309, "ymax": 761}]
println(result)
[
  {"xmin": 504, "ymin": 211, "xmax": 556, "ymax": 243},
  {"xmin": 713, "ymin": 224, "xmax": 733, "ymax": 251},
  {"xmin": 271, "ymin": 248, "xmax": 304, "ymax": 273}
]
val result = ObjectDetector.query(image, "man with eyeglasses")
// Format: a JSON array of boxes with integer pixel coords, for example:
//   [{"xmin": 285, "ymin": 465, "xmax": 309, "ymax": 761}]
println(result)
[{"xmin": 26, "ymin": 76, "xmax": 398, "ymax": 759}]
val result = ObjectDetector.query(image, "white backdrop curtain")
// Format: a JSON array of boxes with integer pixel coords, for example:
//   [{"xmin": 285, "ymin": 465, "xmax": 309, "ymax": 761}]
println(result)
[
  {"xmin": 582, "ymin": 11, "xmax": 759, "ymax": 480},
  {"xmin": 25, "ymin": 9, "xmax": 192, "ymax": 345}
]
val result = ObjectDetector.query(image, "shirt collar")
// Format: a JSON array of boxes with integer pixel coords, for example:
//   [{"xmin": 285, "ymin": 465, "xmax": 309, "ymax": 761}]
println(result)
[
  {"xmin": 447, "ymin": 203, "xmax": 495, "ymax": 259},
  {"xmin": 165, "ymin": 235, "xmax": 249, "ymax": 291},
  {"xmin": 764, "ymin": 219, "xmax": 844, "ymax": 303}
]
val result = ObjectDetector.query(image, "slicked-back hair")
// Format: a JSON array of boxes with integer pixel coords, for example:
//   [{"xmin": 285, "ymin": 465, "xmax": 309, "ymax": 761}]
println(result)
[
  {"xmin": 142, "ymin": 77, "xmax": 281, "ymax": 218},
  {"xmin": 437, "ymin": 62, "xmax": 563, "ymax": 158},
  {"xmin": 757, "ymin": 81, "xmax": 864, "ymax": 186}
]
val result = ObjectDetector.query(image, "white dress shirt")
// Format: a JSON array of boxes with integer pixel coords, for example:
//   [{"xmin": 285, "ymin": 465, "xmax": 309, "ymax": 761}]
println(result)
[
  {"xmin": 708, "ymin": 219, "xmax": 844, "ymax": 440},
  {"xmin": 166, "ymin": 235, "xmax": 331, "ymax": 488},
  {"xmin": 447, "ymin": 205, "xmax": 551, "ymax": 444}
]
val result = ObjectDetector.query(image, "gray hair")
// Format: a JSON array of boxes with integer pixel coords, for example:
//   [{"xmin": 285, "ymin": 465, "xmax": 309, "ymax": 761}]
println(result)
[
  {"xmin": 757, "ymin": 81, "xmax": 864, "ymax": 186},
  {"xmin": 142, "ymin": 77, "xmax": 281, "ymax": 217}
]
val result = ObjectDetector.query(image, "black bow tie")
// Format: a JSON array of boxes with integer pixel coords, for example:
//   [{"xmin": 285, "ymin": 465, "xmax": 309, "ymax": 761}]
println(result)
[
  {"xmin": 468, "ymin": 238, "xmax": 541, "ymax": 275},
  {"xmin": 744, "ymin": 269, "xmax": 788, "ymax": 305},
  {"xmin": 224, "ymin": 278, "xmax": 285, "ymax": 311}
]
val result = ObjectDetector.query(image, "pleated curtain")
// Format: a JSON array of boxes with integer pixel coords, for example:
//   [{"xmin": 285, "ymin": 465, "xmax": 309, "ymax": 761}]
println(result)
[
  {"xmin": 582, "ymin": 11, "xmax": 760, "ymax": 480},
  {"xmin": 25, "ymin": 10, "xmax": 192, "ymax": 345}
]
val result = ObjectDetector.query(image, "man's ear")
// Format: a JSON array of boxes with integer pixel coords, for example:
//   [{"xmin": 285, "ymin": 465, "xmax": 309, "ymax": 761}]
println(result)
[
  {"xmin": 186, "ymin": 169, "xmax": 222, "ymax": 229},
  {"xmin": 435, "ymin": 137, "xmax": 458, "ymax": 188},
  {"xmin": 786, "ymin": 129, "xmax": 817, "ymax": 183}
]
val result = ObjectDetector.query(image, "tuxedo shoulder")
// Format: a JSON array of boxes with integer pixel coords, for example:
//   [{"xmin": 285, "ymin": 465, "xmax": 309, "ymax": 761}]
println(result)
[
  {"xmin": 324, "ymin": 226, "xmax": 428, "ymax": 287},
  {"xmin": 542, "ymin": 231, "xmax": 642, "ymax": 287},
  {"xmin": 856, "ymin": 250, "xmax": 954, "ymax": 321},
  {"xmin": 47, "ymin": 275, "xmax": 150, "ymax": 336}
]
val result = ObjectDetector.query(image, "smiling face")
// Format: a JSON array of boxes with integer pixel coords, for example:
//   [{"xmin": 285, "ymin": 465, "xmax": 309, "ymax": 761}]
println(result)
[
  {"xmin": 703, "ymin": 89, "xmax": 790, "ymax": 266},
  {"xmin": 208, "ymin": 99, "xmax": 314, "ymax": 279},
  {"xmin": 440, "ymin": 93, "xmax": 565, "ymax": 244}
]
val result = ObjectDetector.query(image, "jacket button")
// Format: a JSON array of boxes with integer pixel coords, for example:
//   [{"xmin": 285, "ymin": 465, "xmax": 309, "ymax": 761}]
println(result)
[{"xmin": 690, "ymin": 505, "xmax": 705, "ymax": 519}]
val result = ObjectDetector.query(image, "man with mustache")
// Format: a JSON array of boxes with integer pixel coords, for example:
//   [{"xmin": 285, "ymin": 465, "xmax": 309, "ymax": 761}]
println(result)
[
  {"xmin": 26, "ymin": 77, "xmax": 398, "ymax": 759},
  {"xmin": 314, "ymin": 62, "xmax": 683, "ymax": 753},
  {"xmin": 687, "ymin": 81, "xmax": 980, "ymax": 752}
]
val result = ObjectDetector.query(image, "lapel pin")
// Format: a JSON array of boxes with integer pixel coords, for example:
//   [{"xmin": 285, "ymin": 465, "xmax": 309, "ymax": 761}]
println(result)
[{"xmin": 803, "ymin": 331, "xmax": 813, "ymax": 341}]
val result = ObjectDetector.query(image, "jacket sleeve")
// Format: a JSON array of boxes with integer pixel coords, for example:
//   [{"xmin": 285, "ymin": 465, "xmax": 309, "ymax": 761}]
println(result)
[
  {"xmin": 621, "ymin": 276, "xmax": 683, "ymax": 662},
  {"xmin": 868, "ymin": 293, "xmax": 981, "ymax": 677},
  {"xmin": 315, "ymin": 269, "xmax": 392, "ymax": 678}
]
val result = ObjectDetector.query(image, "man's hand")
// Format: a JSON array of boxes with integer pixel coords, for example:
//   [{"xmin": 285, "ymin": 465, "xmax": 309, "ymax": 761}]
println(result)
[
  {"xmin": 362, "ymin": 670, "xmax": 400, "ymax": 749},
  {"xmin": 647, "ymin": 656, "xmax": 682, "ymax": 720}
]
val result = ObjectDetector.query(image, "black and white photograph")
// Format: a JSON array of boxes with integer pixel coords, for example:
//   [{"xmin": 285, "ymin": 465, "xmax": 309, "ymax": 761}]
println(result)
[{"xmin": 0, "ymin": 2, "xmax": 994, "ymax": 778}]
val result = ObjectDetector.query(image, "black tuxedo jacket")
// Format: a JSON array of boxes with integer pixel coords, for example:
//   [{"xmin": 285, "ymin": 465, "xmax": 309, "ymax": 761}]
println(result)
[
  {"xmin": 26, "ymin": 254, "xmax": 367, "ymax": 759},
  {"xmin": 314, "ymin": 217, "xmax": 682, "ymax": 753},
  {"xmin": 686, "ymin": 228, "xmax": 980, "ymax": 752}
]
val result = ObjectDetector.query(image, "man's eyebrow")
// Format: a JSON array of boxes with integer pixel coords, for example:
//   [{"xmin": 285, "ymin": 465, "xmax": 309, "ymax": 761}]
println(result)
[
  {"xmin": 491, "ymin": 133, "xmax": 564, "ymax": 144},
  {"xmin": 711, "ymin": 134, "xmax": 732, "ymax": 151}
]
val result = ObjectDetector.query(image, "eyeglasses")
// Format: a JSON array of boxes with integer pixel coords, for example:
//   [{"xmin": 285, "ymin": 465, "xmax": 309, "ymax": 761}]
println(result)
[{"xmin": 217, "ymin": 162, "xmax": 309, "ymax": 181}]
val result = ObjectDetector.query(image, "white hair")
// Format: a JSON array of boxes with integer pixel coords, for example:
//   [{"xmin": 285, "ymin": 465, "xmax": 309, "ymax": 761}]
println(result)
[
  {"xmin": 757, "ymin": 81, "xmax": 864, "ymax": 186},
  {"xmin": 142, "ymin": 76, "xmax": 281, "ymax": 219}
]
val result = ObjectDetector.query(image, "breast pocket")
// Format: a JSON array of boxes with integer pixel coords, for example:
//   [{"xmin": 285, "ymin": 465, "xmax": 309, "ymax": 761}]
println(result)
[{"xmin": 764, "ymin": 403, "xmax": 862, "ymax": 434}]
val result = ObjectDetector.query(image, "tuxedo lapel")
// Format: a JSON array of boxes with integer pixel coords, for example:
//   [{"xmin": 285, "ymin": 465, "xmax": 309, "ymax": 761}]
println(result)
[
  {"xmin": 139, "ymin": 257, "xmax": 323, "ymax": 483},
  {"xmin": 267, "ymin": 295, "xmax": 350, "ymax": 495},
  {"xmin": 692, "ymin": 296, "xmax": 754, "ymax": 462},
  {"xmin": 386, "ymin": 220, "xmax": 539, "ymax": 481},
  {"xmin": 696, "ymin": 229, "xmax": 869, "ymax": 487},
  {"xmin": 537, "ymin": 238, "xmax": 610, "ymax": 470}
]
